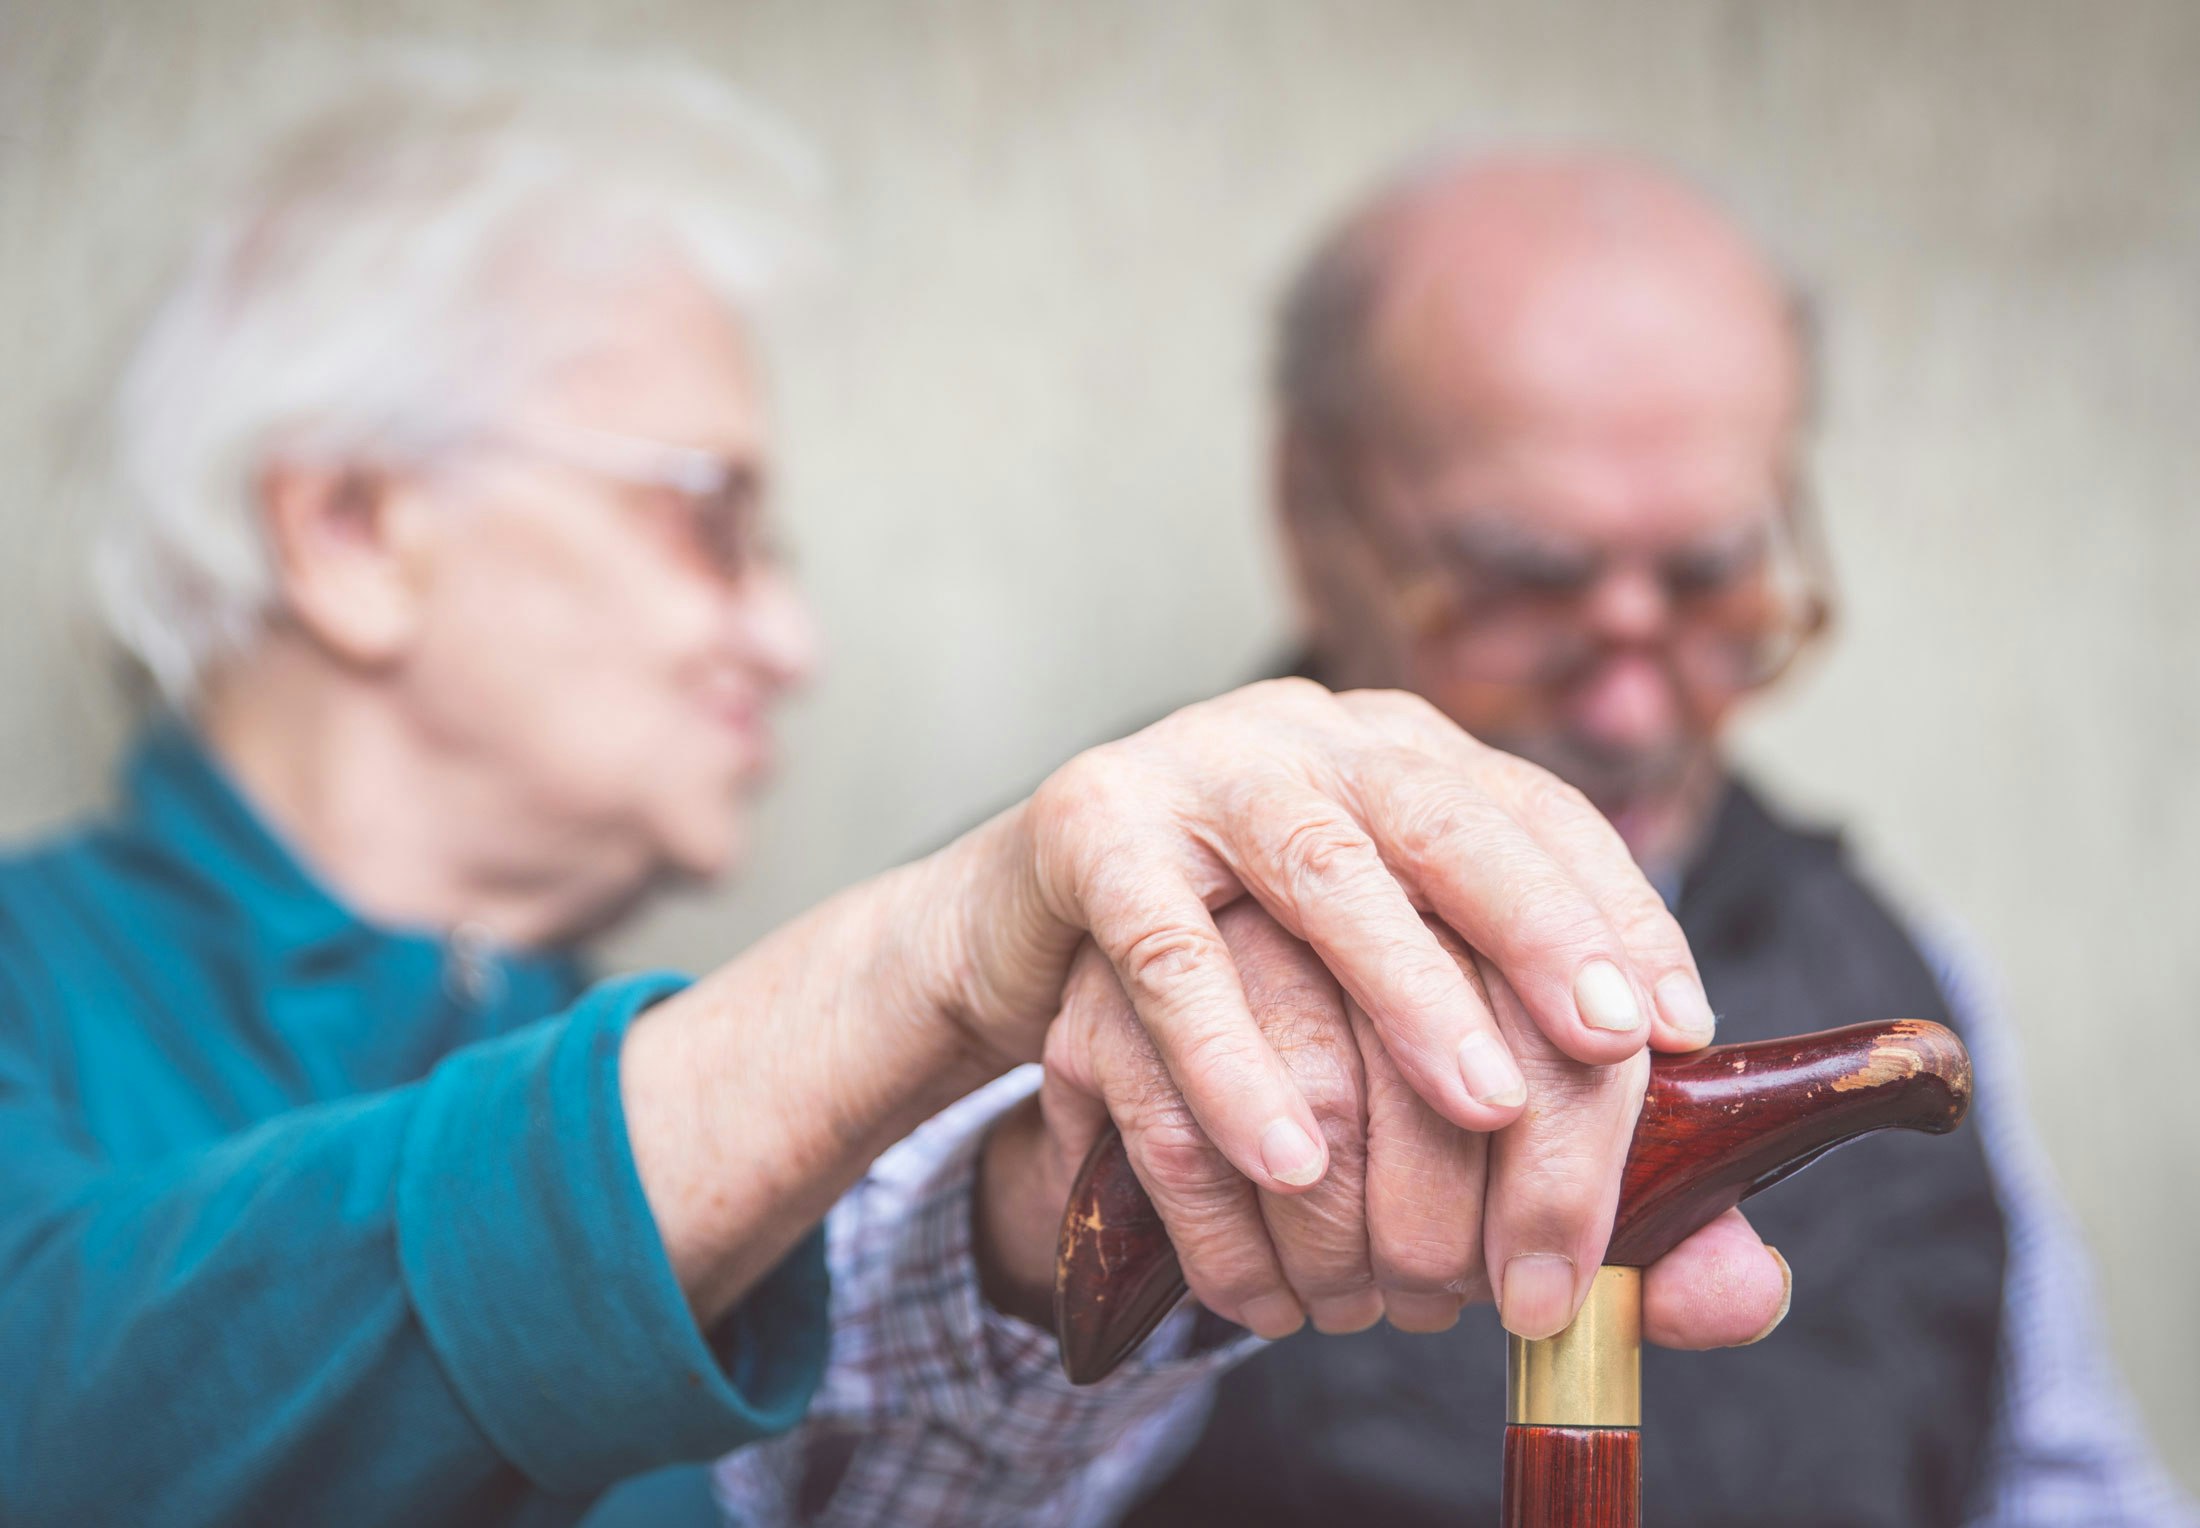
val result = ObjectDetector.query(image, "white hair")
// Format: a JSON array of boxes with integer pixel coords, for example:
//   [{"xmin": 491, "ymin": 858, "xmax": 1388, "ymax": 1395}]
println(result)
[{"xmin": 95, "ymin": 56, "xmax": 823, "ymax": 703}]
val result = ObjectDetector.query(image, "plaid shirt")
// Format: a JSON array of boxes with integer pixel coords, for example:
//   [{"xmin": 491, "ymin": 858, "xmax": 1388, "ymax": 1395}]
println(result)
[
  {"xmin": 1929, "ymin": 936, "xmax": 2198, "ymax": 1525},
  {"xmin": 712, "ymin": 1069, "xmax": 1247, "ymax": 1526},
  {"xmin": 716, "ymin": 942, "xmax": 2196, "ymax": 1526}
]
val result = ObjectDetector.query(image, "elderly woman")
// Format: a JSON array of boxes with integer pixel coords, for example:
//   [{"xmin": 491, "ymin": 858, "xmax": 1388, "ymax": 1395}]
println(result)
[{"xmin": 0, "ymin": 66, "xmax": 1786, "ymax": 1526}]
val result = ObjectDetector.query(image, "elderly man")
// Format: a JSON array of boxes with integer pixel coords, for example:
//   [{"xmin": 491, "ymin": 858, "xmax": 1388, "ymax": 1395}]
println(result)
[
  {"xmin": 0, "ymin": 74, "xmax": 1793, "ymax": 1527},
  {"xmin": 720, "ymin": 155, "xmax": 2197, "ymax": 1526},
  {"xmin": 1117, "ymin": 156, "xmax": 2191, "ymax": 1524}
]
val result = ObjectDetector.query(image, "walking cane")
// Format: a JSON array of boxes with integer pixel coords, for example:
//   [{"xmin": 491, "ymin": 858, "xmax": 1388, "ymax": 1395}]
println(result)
[{"xmin": 1054, "ymin": 1018, "xmax": 1973, "ymax": 1527}]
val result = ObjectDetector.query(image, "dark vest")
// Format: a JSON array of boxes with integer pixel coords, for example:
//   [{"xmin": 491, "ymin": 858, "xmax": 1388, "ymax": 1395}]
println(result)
[{"xmin": 1126, "ymin": 779, "xmax": 2008, "ymax": 1528}]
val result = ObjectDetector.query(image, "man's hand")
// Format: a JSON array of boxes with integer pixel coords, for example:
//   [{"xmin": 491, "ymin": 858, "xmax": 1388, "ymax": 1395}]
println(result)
[
  {"xmin": 945, "ymin": 679, "xmax": 1720, "ymax": 1331},
  {"xmin": 976, "ymin": 903, "xmax": 1788, "ymax": 1348}
]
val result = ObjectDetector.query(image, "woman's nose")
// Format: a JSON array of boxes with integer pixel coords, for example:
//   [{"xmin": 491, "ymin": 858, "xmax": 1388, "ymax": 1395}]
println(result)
[{"xmin": 728, "ymin": 567, "xmax": 822, "ymax": 692}]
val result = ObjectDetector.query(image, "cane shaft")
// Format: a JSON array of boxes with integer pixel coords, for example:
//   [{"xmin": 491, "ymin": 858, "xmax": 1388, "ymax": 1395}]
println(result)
[
  {"xmin": 1502, "ymin": 1265, "xmax": 1642, "ymax": 1527},
  {"xmin": 1502, "ymin": 1427, "xmax": 1640, "ymax": 1528}
]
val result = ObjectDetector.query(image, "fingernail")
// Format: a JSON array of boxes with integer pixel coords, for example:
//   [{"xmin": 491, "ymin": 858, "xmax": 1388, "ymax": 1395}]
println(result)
[
  {"xmin": 1655, "ymin": 973, "xmax": 1718, "ymax": 1047},
  {"xmin": 1260, "ymin": 1118, "xmax": 1326, "ymax": 1187},
  {"xmin": 1307, "ymin": 1290, "xmax": 1386, "ymax": 1335},
  {"xmin": 1499, "ymin": 1253, "xmax": 1578, "ymax": 1340},
  {"xmin": 1239, "ymin": 1291, "xmax": 1306, "ymax": 1340},
  {"xmin": 1574, "ymin": 960, "xmax": 1642, "ymax": 1032},
  {"xmin": 1458, "ymin": 1032, "xmax": 1527, "ymax": 1108},
  {"xmin": 1383, "ymin": 1292, "xmax": 1464, "ymax": 1333},
  {"xmin": 1744, "ymin": 1245, "xmax": 1792, "ymax": 1345}
]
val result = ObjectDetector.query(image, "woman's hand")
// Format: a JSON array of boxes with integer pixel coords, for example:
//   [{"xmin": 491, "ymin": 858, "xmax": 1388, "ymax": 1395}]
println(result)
[
  {"xmin": 629, "ymin": 677, "xmax": 1727, "ymax": 1331},
  {"xmin": 945, "ymin": 679, "xmax": 1717, "ymax": 1197}
]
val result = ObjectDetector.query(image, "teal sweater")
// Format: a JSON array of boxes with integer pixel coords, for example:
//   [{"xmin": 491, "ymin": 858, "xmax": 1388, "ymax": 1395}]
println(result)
[{"xmin": 0, "ymin": 727, "xmax": 828, "ymax": 1524}]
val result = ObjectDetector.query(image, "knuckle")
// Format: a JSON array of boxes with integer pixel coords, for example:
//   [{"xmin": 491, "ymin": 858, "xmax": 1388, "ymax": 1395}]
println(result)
[
  {"xmin": 1131, "ymin": 1114, "xmax": 1235, "ymax": 1196},
  {"xmin": 1505, "ymin": 756, "xmax": 1598, "ymax": 826},
  {"xmin": 1265, "ymin": 1207, "xmax": 1374, "ymax": 1297},
  {"xmin": 1117, "ymin": 921, "xmax": 1227, "ymax": 1003},
  {"xmin": 1382, "ymin": 952, "xmax": 1472, "ymax": 1024},
  {"xmin": 1054, "ymin": 948, "xmax": 1132, "ymax": 1023},
  {"xmin": 1384, "ymin": 772, "xmax": 1490, "ymax": 870},
  {"xmin": 1502, "ymin": 1152, "xmax": 1609, "ymax": 1232},
  {"xmin": 1182, "ymin": 1252, "xmax": 1286, "ymax": 1316},
  {"xmin": 1249, "ymin": 675, "xmax": 1334, "ymax": 711},
  {"xmin": 1498, "ymin": 878, "xmax": 1609, "ymax": 956},
  {"xmin": 1353, "ymin": 687, "xmax": 1448, "ymax": 734},
  {"xmin": 1271, "ymin": 814, "xmax": 1378, "ymax": 906},
  {"xmin": 1375, "ymin": 1227, "xmax": 1481, "ymax": 1295},
  {"xmin": 1610, "ymin": 887, "xmax": 1690, "ymax": 954},
  {"xmin": 1031, "ymin": 747, "xmax": 1135, "ymax": 847},
  {"xmin": 1038, "ymin": 1007, "xmax": 1089, "ymax": 1080},
  {"xmin": 1294, "ymin": 1269, "xmax": 1381, "ymax": 1315}
]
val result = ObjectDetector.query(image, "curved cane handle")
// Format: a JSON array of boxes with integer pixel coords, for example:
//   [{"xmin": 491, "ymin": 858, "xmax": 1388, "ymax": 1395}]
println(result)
[{"xmin": 1055, "ymin": 1018, "xmax": 1971, "ymax": 1384}]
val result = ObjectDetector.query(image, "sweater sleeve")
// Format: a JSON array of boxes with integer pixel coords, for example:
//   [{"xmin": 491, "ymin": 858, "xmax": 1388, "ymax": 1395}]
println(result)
[
  {"xmin": 0, "ymin": 969, "xmax": 828, "ymax": 1527},
  {"xmin": 716, "ymin": 1068, "xmax": 1256, "ymax": 1528}
]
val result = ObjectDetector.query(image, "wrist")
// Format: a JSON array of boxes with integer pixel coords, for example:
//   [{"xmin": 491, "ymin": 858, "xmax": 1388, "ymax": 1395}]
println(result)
[
  {"xmin": 919, "ymin": 798, "xmax": 1082, "ymax": 1068},
  {"xmin": 620, "ymin": 861, "xmax": 1007, "ymax": 1324},
  {"xmin": 971, "ymin": 1093, "xmax": 1064, "ymax": 1330}
]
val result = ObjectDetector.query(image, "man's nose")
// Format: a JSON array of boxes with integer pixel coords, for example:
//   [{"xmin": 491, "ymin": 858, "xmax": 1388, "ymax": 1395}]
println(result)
[
  {"xmin": 1566, "ymin": 565, "xmax": 1682, "ymax": 750},
  {"xmin": 1581, "ymin": 563, "xmax": 1673, "ymax": 647}
]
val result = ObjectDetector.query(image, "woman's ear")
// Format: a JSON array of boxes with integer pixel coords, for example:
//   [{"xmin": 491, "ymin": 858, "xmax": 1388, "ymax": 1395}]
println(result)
[{"xmin": 257, "ymin": 459, "xmax": 431, "ymax": 669}]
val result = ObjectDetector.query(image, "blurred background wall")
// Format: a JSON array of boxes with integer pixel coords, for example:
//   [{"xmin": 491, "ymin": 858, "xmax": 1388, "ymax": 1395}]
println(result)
[{"xmin": 3, "ymin": 0, "xmax": 2194, "ymax": 1476}]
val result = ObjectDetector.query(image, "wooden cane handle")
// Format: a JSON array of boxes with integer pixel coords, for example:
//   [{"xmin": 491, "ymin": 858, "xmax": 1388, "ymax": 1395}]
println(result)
[{"xmin": 1055, "ymin": 1018, "xmax": 1971, "ymax": 1384}]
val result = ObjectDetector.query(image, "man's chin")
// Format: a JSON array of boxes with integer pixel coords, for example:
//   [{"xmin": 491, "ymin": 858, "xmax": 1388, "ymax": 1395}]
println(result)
[{"xmin": 1498, "ymin": 736, "xmax": 1676, "ymax": 806}]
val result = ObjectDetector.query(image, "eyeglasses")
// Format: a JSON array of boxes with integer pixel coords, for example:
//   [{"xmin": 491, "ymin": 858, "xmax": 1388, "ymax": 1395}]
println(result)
[
  {"xmin": 462, "ymin": 423, "xmax": 779, "ymax": 584},
  {"xmin": 1336, "ymin": 486, "xmax": 1833, "ymax": 695}
]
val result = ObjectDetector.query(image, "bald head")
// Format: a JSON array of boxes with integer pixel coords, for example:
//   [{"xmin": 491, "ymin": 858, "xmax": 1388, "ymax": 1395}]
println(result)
[
  {"xmin": 1273, "ymin": 152, "xmax": 1824, "ymax": 873},
  {"xmin": 1277, "ymin": 152, "xmax": 1808, "ymax": 455}
]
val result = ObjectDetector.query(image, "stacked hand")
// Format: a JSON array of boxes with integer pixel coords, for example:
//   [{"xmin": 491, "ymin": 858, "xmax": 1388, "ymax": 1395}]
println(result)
[
  {"xmin": 631, "ymin": 678, "xmax": 1785, "ymax": 1348},
  {"xmin": 956, "ymin": 681, "xmax": 1788, "ymax": 1347}
]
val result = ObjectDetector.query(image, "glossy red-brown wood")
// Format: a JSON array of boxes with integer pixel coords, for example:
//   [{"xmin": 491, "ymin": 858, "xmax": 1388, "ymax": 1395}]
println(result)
[
  {"xmin": 1606, "ymin": 1017, "xmax": 1968, "ymax": 1263},
  {"xmin": 1056, "ymin": 1018, "xmax": 1971, "ymax": 1385},
  {"xmin": 1502, "ymin": 1426, "xmax": 1640, "ymax": 1528}
]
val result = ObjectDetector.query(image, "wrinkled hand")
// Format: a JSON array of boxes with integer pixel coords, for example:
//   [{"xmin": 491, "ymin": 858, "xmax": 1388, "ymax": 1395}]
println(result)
[
  {"xmin": 978, "ymin": 902, "xmax": 1786, "ymax": 1347},
  {"xmin": 952, "ymin": 680, "xmax": 1717, "ymax": 1261}
]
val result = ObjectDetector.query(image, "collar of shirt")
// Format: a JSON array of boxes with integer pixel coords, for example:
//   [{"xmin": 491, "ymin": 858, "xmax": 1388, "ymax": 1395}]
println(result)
[{"xmin": 107, "ymin": 720, "xmax": 582, "ymax": 1026}]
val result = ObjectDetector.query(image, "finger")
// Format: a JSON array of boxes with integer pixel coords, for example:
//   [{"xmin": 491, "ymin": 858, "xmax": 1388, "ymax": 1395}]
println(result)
[
  {"xmin": 1473, "ymin": 952, "xmax": 1647, "ymax": 1340},
  {"xmin": 1338, "ymin": 690, "xmax": 1717, "ymax": 1052},
  {"xmin": 1037, "ymin": 942, "xmax": 1135, "ymax": 1176},
  {"xmin": 1642, "ymin": 1208, "xmax": 1791, "ymax": 1349},
  {"xmin": 1342, "ymin": 733, "xmax": 1655, "ymax": 1067},
  {"xmin": 1075, "ymin": 843, "xmax": 1330, "ymax": 1193},
  {"xmin": 1212, "ymin": 904, "xmax": 1382, "ymax": 1334},
  {"xmin": 1351, "ymin": 993, "xmax": 1487, "ymax": 1333},
  {"xmin": 1062, "ymin": 979, "xmax": 1306, "ymax": 1339},
  {"xmin": 1479, "ymin": 750, "xmax": 1717, "ymax": 1051},
  {"xmin": 1210, "ymin": 783, "xmax": 1530, "ymax": 1133}
]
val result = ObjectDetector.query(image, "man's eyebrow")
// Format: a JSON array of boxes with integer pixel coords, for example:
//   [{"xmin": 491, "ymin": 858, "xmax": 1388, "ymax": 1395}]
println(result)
[
  {"xmin": 1427, "ymin": 512, "xmax": 1596, "ymax": 563},
  {"xmin": 1669, "ymin": 517, "xmax": 1776, "ymax": 559}
]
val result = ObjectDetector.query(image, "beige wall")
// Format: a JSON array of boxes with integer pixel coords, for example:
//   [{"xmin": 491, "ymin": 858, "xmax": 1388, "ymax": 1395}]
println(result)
[{"xmin": 4, "ymin": 0, "xmax": 2195, "ymax": 1480}]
